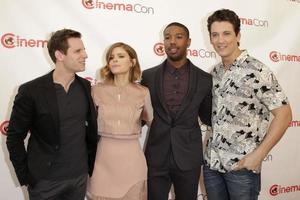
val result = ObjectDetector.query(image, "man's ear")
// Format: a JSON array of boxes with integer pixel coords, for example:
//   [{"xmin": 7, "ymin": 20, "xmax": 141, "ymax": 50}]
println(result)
[
  {"xmin": 55, "ymin": 50, "xmax": 64, "ymax": 61},
  {"xmin": 187, "ymin": 38, "xmax": 191, "ymax": 48}
]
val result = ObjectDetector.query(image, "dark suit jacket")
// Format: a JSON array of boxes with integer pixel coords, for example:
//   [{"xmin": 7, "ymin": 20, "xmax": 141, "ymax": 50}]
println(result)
[
  {"xmin": 141, "ymin": 60, "xmax": 212, "ymax": 170},
  {"xmin": 6, "ymin": 71, "xmax": 98, "ymax": 186}
]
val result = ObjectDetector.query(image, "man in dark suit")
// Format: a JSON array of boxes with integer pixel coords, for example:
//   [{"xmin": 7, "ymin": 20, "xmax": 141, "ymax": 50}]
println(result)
[
  {"xmin": 6, "ymin": 29, "xmax": 98, "ymax": 200},
  {"xmin": 141, "ymin": 22, "xmax": 212, "ymax": 200}
]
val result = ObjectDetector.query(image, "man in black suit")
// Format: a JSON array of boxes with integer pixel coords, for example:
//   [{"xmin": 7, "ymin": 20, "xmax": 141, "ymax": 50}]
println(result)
[
  {"xmin": 141, "ymin": 22, "xmax": 212, "ymax": 200},
  {"xmin": 6, "ymin": 29, "xmax": 98, "ymax": 200}
]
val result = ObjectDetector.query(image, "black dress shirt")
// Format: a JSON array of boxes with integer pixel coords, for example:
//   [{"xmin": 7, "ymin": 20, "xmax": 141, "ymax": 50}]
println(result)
[{"xmin": 163, "ymin": 61, "xmax": 189, "ymax": 118}]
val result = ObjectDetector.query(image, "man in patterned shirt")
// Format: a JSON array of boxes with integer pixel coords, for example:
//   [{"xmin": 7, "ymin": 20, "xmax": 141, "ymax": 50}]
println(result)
[{"xmin": 203, "ymin": 9, "xmax": 292, "ymax": 200}]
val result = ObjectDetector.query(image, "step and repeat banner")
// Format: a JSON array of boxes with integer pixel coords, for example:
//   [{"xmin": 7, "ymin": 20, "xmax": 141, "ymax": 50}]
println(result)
[{"xmin": 1, "ymin": 0, "xmax": 299, "ymax": 199}]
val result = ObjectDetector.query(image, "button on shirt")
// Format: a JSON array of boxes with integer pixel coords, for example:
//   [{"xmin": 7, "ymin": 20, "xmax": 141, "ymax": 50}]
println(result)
[
  {"xmin": 50, "ymin": 78, "xmax": 88, "ymax": 180},
  {"xmin": 204, "ymin": 50, "xmax": 289, "ymax": 172},
  {"xmin": 163, "ymin": 61, "xmax": 189, "ymax": 117}
]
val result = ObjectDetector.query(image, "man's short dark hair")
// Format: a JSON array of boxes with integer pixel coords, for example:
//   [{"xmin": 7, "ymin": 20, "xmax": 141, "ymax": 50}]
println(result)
[
  {"xmin": 163, "ymin": 22, "xmax": 190, "ymax": 38},
  {"xmin": 207, "ymin": 9, "xmax": 240, "ymax": 36},
  {"xmin": 47, "ymin": 29, "xmax": 81, "ymax": 63}
]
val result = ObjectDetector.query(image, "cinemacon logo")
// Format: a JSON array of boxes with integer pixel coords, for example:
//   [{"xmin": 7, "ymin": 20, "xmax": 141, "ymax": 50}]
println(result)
[
  {"xmin": 240, "ymin": 17, "xmax": 268, "ymax": 27},
  {"xmin": 82, "ymin": 0, "xmax": 154, "ymax": 14},
  {"xmin": 269, "ymin": 51, "xmax": 300, "ymax": 62},
  {"xmin": 0, "ymin": 120, "xmax": 9, "ymax": 135},
  {"xmin": 289, "ymin": 120, "xmax": 300, "ymax": 127},
  {"xmin": 153, "ymin": 43, "xmax": 216, "ymax": 59},
  {"xmin": 1, "ymin": 33, "xmax": 47, "ymax": 48},
  {"xmin": 269, "ymin": 184, "xmax": 300, "ymax": 196}
]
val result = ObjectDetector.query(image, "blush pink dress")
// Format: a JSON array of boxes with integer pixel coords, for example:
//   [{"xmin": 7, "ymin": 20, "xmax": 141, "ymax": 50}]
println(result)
[{"xmin": 87, "ymin": 82, "xmax": 153, "ymax": 200}]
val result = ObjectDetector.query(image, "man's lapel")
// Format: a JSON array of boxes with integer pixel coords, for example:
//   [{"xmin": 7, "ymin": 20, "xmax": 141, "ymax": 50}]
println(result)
[
  {"xmin": 155, "ymin": 64, "xmax": 172, "ymax": 123},
  {"xmin": 175, "ymin": 63, "xmax": 197, "ymax": 120},
  {"xmin": 42, "ymin": 71, "xmax": 60, "ymax": 135}
]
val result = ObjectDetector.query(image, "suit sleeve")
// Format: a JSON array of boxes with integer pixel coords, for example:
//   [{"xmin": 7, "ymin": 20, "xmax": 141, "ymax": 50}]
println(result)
[
  {"xmin": 140, "ymin": 72, "xmax": 146, "ymax": 86},
  {"xmin": 82, "ymin": 80, "xmax": 98, "ymax": 177},
  {"xmin": 198, "ymin": 76, "xmax": 212, "ymax": 126},
  {"xmin": 6, "ymin": 84, "xmax": 34, "ymax": 186},
  {"xmin": 140, "ymin": 71, "xmax": 152, "ymax": 127},
  {"xmin": 141, "ymin": 69, "xmax": 151, "ymax": 88}
]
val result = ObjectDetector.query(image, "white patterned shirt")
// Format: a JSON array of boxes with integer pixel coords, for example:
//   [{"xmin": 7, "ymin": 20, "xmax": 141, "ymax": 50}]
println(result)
[{"xmin": 204, "ymin": 50, "xmax": 289, "ymax": 172}]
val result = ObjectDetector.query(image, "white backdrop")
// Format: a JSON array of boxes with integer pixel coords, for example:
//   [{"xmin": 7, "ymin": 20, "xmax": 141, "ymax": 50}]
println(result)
[{"xmin": 1, "ymin": 0, "xmax": 300, "ymax": 199}]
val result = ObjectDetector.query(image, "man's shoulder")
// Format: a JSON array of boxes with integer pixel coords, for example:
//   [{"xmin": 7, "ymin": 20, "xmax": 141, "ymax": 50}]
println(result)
[
  {"xmin": 20, "ymin": 72, "xmax": 52, "ymax": 89},
  {"xmin": 243, "ymin": 55, "xmax": 272, "ymax": 74},
  {"xmin": 143, "ymin": 64, "xmax": 162, "ymax": 74},
  {"xmin": 76, "ymin": 74, "xmax": 90, "ymax": 85}
]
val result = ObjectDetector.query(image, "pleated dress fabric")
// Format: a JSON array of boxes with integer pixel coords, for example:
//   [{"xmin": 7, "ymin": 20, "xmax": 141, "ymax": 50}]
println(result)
[{"xmin": 87, "ymin": 82, "xmax": 153, "ymax": 200}]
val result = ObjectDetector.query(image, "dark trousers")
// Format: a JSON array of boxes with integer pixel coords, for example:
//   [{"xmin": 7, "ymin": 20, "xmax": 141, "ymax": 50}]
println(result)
[
  {"xmin": 147, "ymin": 152, "xmax": 201, "ymax": 200},
  {"xmin": 28, "ymin": 174, "xmax": 87, "ymax": 200}
]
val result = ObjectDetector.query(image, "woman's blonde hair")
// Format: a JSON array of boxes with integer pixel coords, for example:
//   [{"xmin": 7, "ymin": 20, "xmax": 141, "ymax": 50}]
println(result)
[{"xmin": 100, "ymin": 42, "xmax": 141, "ymax": 82}]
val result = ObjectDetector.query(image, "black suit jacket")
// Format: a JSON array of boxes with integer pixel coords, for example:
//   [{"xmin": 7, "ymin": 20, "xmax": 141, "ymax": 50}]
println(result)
[
  {"xmin": 6, "ymin": 71, "xmax": 98, "ymax": 186},
  {"xmin": 141, "ymin": 60, "xmax": 212, "ymax": 170}
]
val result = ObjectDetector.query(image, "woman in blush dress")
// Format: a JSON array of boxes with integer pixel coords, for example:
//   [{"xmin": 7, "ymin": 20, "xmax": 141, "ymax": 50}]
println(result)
[{"xmin": 87, "ymin": 42, "xmax": 153, "ymax": 200}]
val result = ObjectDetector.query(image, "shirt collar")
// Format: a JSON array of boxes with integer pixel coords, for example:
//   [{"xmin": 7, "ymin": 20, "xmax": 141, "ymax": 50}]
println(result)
[
  {"xmin": 165, "ymin": 60, "xmax": 189, "ymax": 75},
  {"xmin": 216, "ymin": 50, "xmax": 249, "ymax": 73},
  {"xmin": 234, "ymin": 50, "xmax": 249, "ymax": 66}
]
